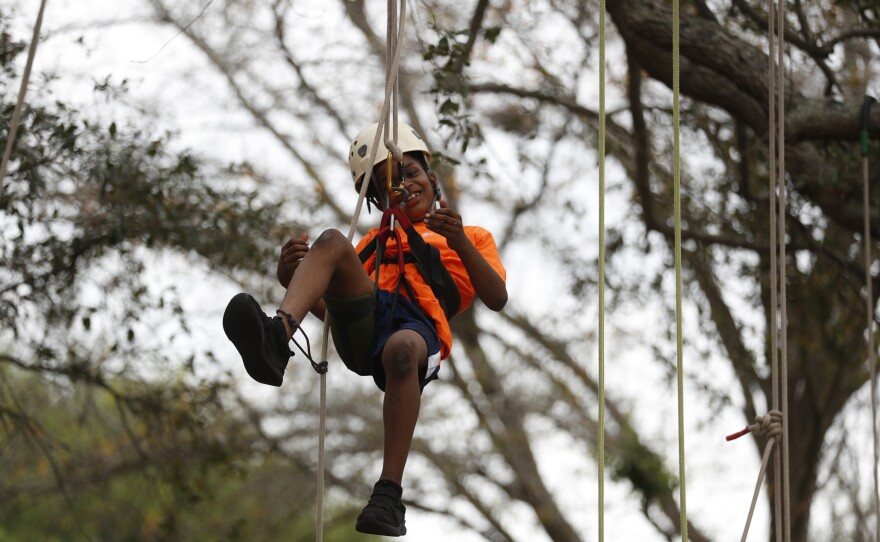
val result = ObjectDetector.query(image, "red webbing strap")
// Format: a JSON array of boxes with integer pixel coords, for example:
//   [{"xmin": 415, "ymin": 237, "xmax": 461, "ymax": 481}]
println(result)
[{"xmin": 374, "ymin": 207, "xmax": 410, "ymax": 279}]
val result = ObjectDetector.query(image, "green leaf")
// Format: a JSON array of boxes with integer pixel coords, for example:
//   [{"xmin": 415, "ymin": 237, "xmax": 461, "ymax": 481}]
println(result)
[
  {"xmin": 439, "ymin": 99, "xmax": 460, "ymax": 116},
  {"xmin": 484, "ymin": 27, "xmax": 502, "ymax": 44}
]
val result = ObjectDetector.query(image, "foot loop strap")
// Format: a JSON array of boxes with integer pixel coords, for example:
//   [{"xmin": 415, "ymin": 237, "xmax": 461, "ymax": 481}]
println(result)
[
  {"xmin": 276, "ymin": 309, "xmax": 328, "ymax": 375},
  {"xmin": 275, "ymin": 309, "xmax": 300, "ymax": 333}
]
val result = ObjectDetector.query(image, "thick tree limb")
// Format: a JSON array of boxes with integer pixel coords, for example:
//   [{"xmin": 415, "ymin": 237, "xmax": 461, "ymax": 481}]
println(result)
[{"xmin": 452, "ymin": 309, "xmax": 582, "ymax": 541}]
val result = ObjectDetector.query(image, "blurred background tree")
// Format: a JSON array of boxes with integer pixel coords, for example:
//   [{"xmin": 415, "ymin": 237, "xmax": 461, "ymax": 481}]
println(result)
[
  {"xmin": 2, "ymin": 0, "xmax": 880, "ymax": 540},
  {"xmin": 0, "ymin": 14, "xmax": 376, "ymax": 540}
]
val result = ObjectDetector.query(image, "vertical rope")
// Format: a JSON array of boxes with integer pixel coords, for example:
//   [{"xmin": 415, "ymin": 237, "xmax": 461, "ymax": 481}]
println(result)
[
  {"xmin": 316, "ymin": 324, "xmax": 327, "ymax": 542},
  {"xmin": 597, "ymin": 0, "xmax": 607, "ymax": 538},
  {"xmin": 776, "ymin": 1, "xmax": 791, "ymax": 538},
  {"xmin": 865, "ymin": 132, "xmax": 880, "ymax": 542},
  {"xmin": 672, "ymin": 0, "xmax": 688, "ymax": 539},
  {"xmin": 861, "ymin": 94, "xmax": 879, "ymax": 542},
  {"xmin": 0, "ymin": 0, "xmax": 49, "ymax": 204},
  {"xmin": 313, "ymin": 1, "xmax": 407, "ymax": 540},
  {"xmin": 767, "ymin": 3, "xmax": 783, "ymax": 541},
  {"xmin": 735, "ymin": 5, "xmax": 792, "ymax": 540}
]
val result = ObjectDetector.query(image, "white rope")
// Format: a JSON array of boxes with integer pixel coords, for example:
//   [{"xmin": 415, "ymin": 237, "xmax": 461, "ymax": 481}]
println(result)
[
  {"xmin": 767, "ymin": 3, "xmax": 784, "ymax": 538},
  {"xmin": 776, "ymin": 0, "xmax": 791, "ymax": 537},
  {"xmin": 732, "ymin": 3, "xmax": 791, "ymax": 540},
  {"xmin": 764, "ymin": 1, "xmax": 782, "ymax": 542},
  {"xmin": 314, "ymin": 1, "xmax": 408, "ymax": 540},
  {"xmin": 865, "ymin": 135, "xmax": 880, "ymax": 542},
  {"xmin": 739, "ymin": 412, "xmax": 784, "ymax": 542},
  {"xmin": 0, "ymin": 0, "xmax": 49, "ymax": 204},
  {"xmin": 862, "ymin": 95, "xmax": 880, "ymax": 542}
]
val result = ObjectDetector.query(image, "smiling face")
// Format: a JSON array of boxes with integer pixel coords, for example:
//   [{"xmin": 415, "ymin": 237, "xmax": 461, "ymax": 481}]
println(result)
[{"xmin": 371, "ymin": 152, "xmax": 437, "ymax": 220}]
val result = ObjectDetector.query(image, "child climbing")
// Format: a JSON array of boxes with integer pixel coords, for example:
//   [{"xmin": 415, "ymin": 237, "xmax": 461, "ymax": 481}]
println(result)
[{"xmin": 222, "ymin": 122, "xmax": 507, "ymax": 537}]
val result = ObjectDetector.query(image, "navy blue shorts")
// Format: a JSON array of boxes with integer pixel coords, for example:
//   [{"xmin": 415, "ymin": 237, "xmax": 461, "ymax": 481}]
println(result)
[{"xmin": 324, "ymin": 289, "xmax": 441, "ymax": 392}]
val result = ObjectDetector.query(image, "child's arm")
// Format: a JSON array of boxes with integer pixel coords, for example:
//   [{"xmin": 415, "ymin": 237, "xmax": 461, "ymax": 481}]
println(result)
[
  {"xmin": 277, "ymin": 233, "xmax": 327, "ymax": 320},
  {"xmin": 425, "ymin": 201, "xmax": 508, "ymax": 311}
]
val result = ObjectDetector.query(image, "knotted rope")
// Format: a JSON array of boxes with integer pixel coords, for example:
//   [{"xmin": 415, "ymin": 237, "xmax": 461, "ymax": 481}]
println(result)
[
  {"xmin": 0, "ymin": 0, "xmax": 49, "ymax": 204},
  {"xmin": 727, "ymin": 411, "xmax": 783, "ymax": 542},
  {"xmin": 313, "ymin": 1, "xmax": 408, "ymax": 540},
  {"xmin": 728, "ymin": 2, "xmax": 791, "ymax": 540}
]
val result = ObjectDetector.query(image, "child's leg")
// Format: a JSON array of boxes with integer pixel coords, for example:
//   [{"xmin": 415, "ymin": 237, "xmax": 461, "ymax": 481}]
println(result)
[
  {"xmin": 279, "ymin": 229, "xmax": 374, "ymax": 332},
  {"xmin": 378, "ymin": 329, "xmax": 429, "ymax": 485}
]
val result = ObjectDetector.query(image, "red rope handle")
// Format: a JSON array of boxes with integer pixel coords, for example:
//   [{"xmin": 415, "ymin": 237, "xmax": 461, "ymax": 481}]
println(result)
[{"xmin": 726, "ymin": 427, "xmax": 751, "ymax": 441}]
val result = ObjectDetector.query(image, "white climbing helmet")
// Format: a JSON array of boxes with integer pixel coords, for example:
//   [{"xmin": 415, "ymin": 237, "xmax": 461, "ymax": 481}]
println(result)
[{"xmin": 348, "ymin": 121, "xmax": 431, "ymax": 187}]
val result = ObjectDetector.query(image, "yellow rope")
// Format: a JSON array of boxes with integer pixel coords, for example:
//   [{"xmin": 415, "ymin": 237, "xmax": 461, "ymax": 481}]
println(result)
[
  {"xmin": 672, "ymin": 0, "xmax": 688, "ymax": 539},
  {"xmin": 597, "ymin": 0, "xmax": 606, "ymax": 538}
]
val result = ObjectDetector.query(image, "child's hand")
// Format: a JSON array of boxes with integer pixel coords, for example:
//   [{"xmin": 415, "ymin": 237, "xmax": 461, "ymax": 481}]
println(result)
[
  {"xmin": 425, "ymin": 200, "xmax": 468, "ymax": 251},
  {"xmin": 276, "ymin": 232, "xmax": 309, "ymax": 287}
]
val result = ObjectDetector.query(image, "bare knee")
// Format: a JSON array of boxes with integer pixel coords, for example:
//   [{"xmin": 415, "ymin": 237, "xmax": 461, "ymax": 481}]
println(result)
[
  {"xmin": 313, "ymin": 228, "xmax": 346, "ymax": 247},
  {"xmin": 312, "ymin": 229, "xmax": 350, "ymax": 258},
  {"xmin": 382, "ymin": 335, "xmax": 424, "ymax": 382}
]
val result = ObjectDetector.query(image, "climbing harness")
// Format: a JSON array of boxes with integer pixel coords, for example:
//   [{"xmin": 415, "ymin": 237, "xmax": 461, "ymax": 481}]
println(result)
[
  {"xmin": 861, "ymin": 94, "xmax": 880, "ymax": 542},
  {"xmin": 358, "ymin": 206, "xmax": 462, "ymax": 322},
  {"xmin": 727, "ymin": 2, "xmax": 791, "ymax": 540},
  {"xmin": 347, "ymin": 201, "xmax": 460, "ymax": 375},
  {"xmin": 0, "ymin": 0, "xmax": 48, "ymax": 203}
]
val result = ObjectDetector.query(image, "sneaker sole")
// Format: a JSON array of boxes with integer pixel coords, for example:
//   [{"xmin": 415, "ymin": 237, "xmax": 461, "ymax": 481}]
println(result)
[
  {"xmin": 223, "ymin": 293, "xmax": 284, "ymax": 386},
  {"xmin": 355, "ymin": 514, "xmax": 407, "ymax": 537}
]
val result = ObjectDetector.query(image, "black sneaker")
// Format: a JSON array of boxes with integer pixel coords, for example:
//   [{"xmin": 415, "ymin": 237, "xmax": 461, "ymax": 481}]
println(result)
[
  {"xmin": 355, "ymin": 480, "xmax": 407, "ymax": 537},
  {"xmin": 222, "ymin": 293, "xmax": 291, "ymax": 386}
]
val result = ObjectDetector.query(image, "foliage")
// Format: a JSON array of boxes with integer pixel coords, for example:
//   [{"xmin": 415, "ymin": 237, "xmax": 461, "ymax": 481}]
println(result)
[
  {"xmin": 0, "ymin": 14, "xmax": 374, "ymax": 540},
  {"xmin": 5, "ymin": 0, "xmax": 880, "ymax": 541},
  {"xmin": 0, "ymin": 367, "xmax": 372, "ymax": 542}
]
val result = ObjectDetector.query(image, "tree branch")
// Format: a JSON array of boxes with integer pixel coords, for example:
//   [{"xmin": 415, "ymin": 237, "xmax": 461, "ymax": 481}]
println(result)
[
  {"xmin": 451, "ymin": 309, "xmax": 582, "ymax": 541},
  {"xmin": 145, "ymin": 0, "xmax": 351, "ymax": 223},
  {"xmin": 450, "ymin": 0, "xmax": 491, "ymax": 75}
]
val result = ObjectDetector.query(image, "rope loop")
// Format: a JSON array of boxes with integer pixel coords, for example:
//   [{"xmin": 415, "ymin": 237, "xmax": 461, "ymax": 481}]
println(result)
[
  {"xmin": 384, "ymin": 140, "xmax": 403, "ymax": 161},
  {"xmin": 276, "ymin": 309, "xmax": 325, "ymax": 375}
]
